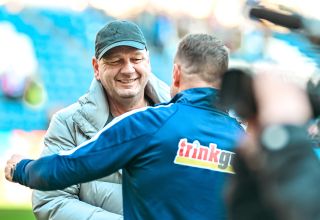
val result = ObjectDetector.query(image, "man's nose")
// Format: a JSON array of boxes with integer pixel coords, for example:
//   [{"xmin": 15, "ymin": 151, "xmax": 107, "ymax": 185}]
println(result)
[{"xmin": 121, "ymin": 61, "xmax": 135, "ymax": 74}]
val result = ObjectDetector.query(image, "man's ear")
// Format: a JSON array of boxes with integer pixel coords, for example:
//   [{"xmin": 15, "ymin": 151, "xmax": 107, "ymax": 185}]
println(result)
[
  {"xmin": 92, "ymin": 57, "xmax": 100, "ymax": 80},
  {"xmin": 173, "ymin": 63, "xmax": 181, "ymax": 88}
]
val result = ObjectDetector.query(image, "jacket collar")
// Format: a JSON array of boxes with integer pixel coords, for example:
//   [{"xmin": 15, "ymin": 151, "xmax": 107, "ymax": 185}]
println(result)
[
  {"xmin": 169, "ymin": 87, "xmax": 224, "ymax": 110},
  {"xmin": 72, "ymin": 79, "xmax": 110, "ymax": 138}
]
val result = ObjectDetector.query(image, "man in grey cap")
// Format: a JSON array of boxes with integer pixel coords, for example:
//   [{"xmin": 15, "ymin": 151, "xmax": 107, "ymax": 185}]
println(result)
[{"xmin": 31, "ymin": 20, "xmax": 170, "ymax": 220}]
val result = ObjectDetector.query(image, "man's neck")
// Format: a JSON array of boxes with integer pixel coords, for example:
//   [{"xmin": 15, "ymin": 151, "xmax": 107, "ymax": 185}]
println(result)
[
  {"xmin": 179, "ymin": 76, "xmax": 220, "ymax": 93},
  {"xmin": 108, "ymin": 96, "xmax": 149, "ymax": 117}
]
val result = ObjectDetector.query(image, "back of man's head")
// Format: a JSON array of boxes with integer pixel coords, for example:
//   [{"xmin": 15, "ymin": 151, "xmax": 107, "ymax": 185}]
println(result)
[{"xmin": 175, "ymin": 34, "xmax": 229, "ymax": 84}]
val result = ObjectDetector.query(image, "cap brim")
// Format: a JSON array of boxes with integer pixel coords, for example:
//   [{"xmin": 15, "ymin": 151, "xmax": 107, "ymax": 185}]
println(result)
[{"xmin": 98, "ymin": 41, "xmax": 146, "ymax": 60}]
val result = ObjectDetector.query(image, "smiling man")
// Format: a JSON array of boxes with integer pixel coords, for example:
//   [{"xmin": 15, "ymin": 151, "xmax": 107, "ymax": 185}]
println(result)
[{"xmin": 30, "ymin": 20, "xmax": 170, "ymax": 220}]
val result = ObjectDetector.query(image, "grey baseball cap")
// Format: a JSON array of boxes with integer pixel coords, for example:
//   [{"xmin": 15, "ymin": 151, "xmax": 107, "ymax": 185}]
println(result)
[{"xmin": 95, "ymin": 20, "xmax": 147, "ymax": 60}]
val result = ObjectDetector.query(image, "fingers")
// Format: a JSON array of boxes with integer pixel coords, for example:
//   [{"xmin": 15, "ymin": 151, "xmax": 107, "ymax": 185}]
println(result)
[
  {"xmin": 253, "ymin": 73, "xmax": 312, "ymax": 126},
  {"xmin": 4, "ymin": 160, "xmax": 14, "ymax": 182},
  {"xmin": 4, "ymin": 154, "xmax": 24, "ymax": 182}
]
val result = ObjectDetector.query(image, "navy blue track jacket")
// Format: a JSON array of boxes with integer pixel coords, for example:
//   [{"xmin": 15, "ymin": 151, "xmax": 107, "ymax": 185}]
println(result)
[{"xmin": 14, "ymin": 88, "xmax": 244, "ymax": 220}]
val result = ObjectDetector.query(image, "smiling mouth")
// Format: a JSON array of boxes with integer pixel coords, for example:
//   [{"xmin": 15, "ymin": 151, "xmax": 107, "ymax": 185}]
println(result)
[{"xmin": 117, "ymin": 79, "xmax": 137, "ymax": 84}]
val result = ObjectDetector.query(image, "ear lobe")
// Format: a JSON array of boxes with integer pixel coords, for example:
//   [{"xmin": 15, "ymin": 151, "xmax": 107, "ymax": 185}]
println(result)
[
  {"xmin": 92, "ymin": 57, "xmax": 100, "ymax": 80},
  {"xmin": 173, "ymin": 63, "xmax": 181, "ymax": 87}
]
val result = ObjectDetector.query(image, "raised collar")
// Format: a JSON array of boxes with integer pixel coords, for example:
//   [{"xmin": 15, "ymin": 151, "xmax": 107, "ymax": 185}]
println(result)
[
  {"xmin": 72, "ymin": 79, "xmax": 110, "ymax": 138},
  {"xmin": 169, "ymin": 87, "xmax": 223, "ymax": 110}
]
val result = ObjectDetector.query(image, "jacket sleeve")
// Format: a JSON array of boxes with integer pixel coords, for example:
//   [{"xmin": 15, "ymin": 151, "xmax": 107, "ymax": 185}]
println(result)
[
  {"xmin": 14, "ymin": 108, "xmax": 161, "ymax": 190},
  {"xmin": 32, "ymin": 113, "xmax": 123, "ymax": 220}
]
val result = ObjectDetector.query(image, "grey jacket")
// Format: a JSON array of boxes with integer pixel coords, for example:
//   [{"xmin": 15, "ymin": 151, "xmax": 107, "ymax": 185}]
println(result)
[{"xmin": 32, "ymin": 75, "xmax": 170, "ymax": 220}]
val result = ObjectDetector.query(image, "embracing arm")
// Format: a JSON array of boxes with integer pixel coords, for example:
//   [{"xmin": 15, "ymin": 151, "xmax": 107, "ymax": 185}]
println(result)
[
  {"xmin": 12, "ymin": 129, "xmax": 149, "ymax": 190},
  {"xmin": 10, "ymin": 108, "xmax": 160, "ymax": 190}
]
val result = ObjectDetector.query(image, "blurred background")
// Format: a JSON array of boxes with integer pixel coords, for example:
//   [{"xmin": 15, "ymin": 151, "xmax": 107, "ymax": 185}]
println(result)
[{"xmin": 0, "ymin": 0, "xmax": 319, "ymax": 219}]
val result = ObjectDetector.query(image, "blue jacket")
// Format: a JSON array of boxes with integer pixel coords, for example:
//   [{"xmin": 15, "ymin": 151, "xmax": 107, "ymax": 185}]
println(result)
[{"xmin": 14, "ymin": 88, "xmax": 244, "ymax": 220}]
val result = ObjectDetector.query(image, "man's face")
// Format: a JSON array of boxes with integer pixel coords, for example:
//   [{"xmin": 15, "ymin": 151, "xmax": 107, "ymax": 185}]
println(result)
[{"xmin": 94, "ymin": 46, "xmax": 150, "ymax": 101}]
